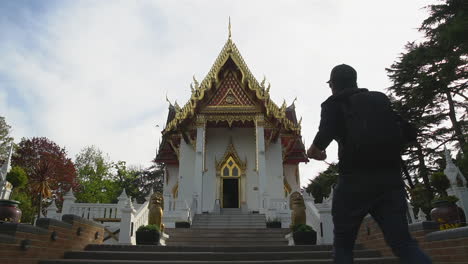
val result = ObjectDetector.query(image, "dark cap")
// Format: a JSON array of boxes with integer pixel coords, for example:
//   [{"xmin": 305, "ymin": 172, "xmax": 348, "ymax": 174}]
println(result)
[{"xmin": 327, "ymin": 64, "xmax": 357, "ymax": 84}]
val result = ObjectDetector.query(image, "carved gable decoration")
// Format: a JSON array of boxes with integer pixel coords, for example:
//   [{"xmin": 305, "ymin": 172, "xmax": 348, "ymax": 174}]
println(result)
[
  {"xmin": 207, "ymin": 71, "xmax": 255, "ymax": 107},
  {"xmin": 215, "ymin": 141, "xmax": 247, "ymax": 176}
]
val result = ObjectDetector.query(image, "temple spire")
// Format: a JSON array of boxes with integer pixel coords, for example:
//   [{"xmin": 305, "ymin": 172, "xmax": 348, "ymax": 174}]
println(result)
[{"xmin": 228, "ymin": 17, "xmax": 232, "ymax": 39}]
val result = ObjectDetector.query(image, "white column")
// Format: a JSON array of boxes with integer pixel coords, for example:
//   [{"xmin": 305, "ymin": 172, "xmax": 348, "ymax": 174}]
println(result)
[
  {"xmin": 256, "ymin": 115, "xmax": 268, "ymax": 213},
  {"xmin": 117, "ymin": 189, "xmax": 129, "ymax": 218},
  {"xmin": 62, "ymin": 189, "xmax": 76, "ymax": 216},
  {"xmin": 316, "ymin": 204, "xmax": 333, "ymax": 244},
  {"xmin": 194, "ymin": 115, "xmax": 206, "ymax": 214},
  {"xmin": 119, "ymin": 199, "xmax": 136, "ymax": 245}
]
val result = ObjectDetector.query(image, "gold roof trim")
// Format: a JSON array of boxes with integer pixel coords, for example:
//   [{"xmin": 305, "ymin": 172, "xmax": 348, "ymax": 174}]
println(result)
[{"xmin": 163, "ymin": 38, "xmax": 301, "ymax": 135}]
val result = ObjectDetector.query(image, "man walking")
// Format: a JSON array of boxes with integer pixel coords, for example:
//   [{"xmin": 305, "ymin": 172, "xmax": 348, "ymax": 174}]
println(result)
[{"xmin": 307, "ymin": 64, "xmax": 432, "ymax": 264}]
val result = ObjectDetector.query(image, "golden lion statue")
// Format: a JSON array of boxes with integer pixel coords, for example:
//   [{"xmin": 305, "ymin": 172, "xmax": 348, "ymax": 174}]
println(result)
[
  {"xmin": 148, "ymin": 192, "xmax": 164, "ymax": 232},
  {"xmin": 289, "ymin": 191, "xmax": 306, "ymax": 227}
]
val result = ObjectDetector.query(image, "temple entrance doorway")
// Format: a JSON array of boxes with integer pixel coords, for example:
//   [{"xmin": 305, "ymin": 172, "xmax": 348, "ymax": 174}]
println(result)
[{"xmin": 222, "ymin": 178, "xmax": 239, "ymax": 208}]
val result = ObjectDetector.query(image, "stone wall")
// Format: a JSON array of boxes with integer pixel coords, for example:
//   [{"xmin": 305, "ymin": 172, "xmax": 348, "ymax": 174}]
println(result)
[
  {"xmin": 0, "ymin": 214, "xmax": 104, "ymax": 264},
  {"xmin": 356, "ymin": 216, "xmax": 468, "ymax": 263}
]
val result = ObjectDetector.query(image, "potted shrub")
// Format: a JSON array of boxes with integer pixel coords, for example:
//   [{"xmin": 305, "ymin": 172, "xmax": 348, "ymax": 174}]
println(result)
[
  {"xmin": 430, "ymin": 195, "xmax": 466, "ymax": 230},
  {"xmin": 292, "ymin": 224, "xmax": 317, "ymax": 245},
  {"xmin": 175, "ymin": 221, "xmax": 191, "ymax": 228},
  {"xmin": 136, "ymin": 224, "xmax": 160, "ymax": 245},
  {"xmin": 266, "ymin": 218, "xmax": 282, "ymax": 228}
]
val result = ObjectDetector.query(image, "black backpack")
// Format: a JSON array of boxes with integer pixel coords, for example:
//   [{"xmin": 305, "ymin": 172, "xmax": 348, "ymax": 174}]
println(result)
[{"xmin": 340, "ymin": 91, "xmax": 404, "ymax": 167}]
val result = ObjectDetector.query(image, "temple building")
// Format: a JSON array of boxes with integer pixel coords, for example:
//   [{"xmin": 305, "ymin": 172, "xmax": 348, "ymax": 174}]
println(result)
[{"xmin": 155, "ymin": 31, "xmax": 308, "ymax": 225}]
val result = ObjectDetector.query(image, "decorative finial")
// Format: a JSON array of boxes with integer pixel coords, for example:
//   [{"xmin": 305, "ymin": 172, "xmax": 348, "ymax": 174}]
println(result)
[
  {"xmin": 165, "ymin": 93, "xmax": 173, "ymax": 106},
  {"xmin": 228, "ymin": 16, "xmax": 232, "ymax": 39}
]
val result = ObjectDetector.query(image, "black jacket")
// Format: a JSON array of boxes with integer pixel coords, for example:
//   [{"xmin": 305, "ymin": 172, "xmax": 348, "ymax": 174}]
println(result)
[{"xmin": 313, "ymin": 88, "xmax": 407, "ymax": 188}]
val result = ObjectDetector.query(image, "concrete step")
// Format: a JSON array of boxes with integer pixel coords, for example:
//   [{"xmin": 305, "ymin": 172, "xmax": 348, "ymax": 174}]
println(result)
[
  {"xmin": 40, "ymin": 258, "xmax": 399, "ymax": 264},
  {"xmin": 165, "ymin": 228, "xmax": 290, "ymax": 234},
  {"xmin": 61, "ymin": 250, "xmax": 383, "ymax": 261},
  {"xmin": 190, "ymin": 225, "xmax": 267, "ymax": 229},
  {"xmin": 163, "ymin": 233, "xmax": 288, "ymax": 238},
  {"xmin": 84, "ymin": 244, "xmax": 350, "ymax": 252},
  {"xmin": 166, "ymin": 241, "xmax": 289, "ymax": 246},
  {"xmin": 167, "ymin": 237, "xmax": 287, "ymax": 243}
]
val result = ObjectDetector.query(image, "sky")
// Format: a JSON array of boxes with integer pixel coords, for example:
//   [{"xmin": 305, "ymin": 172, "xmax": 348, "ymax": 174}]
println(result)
[{"xmin": 0, "ymin": 0, "xmax": 437, "ymax": 187}]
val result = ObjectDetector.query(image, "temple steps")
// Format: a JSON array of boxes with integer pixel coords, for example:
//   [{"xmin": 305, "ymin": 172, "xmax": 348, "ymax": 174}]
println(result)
[
  {"xmin": 39, "ymin": 245, "xmax": 398, "ymax": 264},
  {"xmin": 191, "ymin": 213, "xmax": 267, "ymax": 229}
]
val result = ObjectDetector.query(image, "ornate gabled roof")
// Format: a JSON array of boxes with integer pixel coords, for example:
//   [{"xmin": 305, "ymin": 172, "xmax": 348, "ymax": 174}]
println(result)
[{"xmin": 162, "ymin": 38, "xmax": 301, "ymax": 135}]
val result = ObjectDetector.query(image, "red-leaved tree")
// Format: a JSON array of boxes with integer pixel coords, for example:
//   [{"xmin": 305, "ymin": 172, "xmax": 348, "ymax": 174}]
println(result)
[{"xmin": 12, "ymin": 137, "xmax": 78, "ymax": 215}]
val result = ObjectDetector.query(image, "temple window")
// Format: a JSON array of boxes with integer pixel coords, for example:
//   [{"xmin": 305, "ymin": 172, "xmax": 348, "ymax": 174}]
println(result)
[{"xmin": 221, "ymin": 156, "xmax": 240, "ymax": 177}]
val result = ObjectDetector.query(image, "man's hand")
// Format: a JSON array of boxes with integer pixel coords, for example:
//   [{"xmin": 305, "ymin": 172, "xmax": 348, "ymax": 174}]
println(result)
[{"xmin": 307, "ymin": 144, "xmax": 327, "ymax": 161}]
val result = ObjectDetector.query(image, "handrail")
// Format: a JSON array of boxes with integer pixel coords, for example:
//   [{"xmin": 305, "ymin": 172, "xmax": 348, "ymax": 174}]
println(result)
[
  {"xmin": 70, "ymin": 204, "xmax": 120, "ymax": 220},
  {"xmin": 304, "ymin": 200, "xmax": 321, "ymax": 235},
  {"xmin": 133, "ymin": 200, "xmax": 150, "ymax": 233}
]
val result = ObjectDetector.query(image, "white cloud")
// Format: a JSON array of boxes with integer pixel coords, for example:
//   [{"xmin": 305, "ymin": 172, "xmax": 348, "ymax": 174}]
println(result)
[{"xmin": 0, "ymin": 0, "xmax": 436, "ymax": 186}]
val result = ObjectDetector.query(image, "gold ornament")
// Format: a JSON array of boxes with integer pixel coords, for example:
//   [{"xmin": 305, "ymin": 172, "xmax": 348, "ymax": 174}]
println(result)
[
  {"xmin": 289, "ymin": 191, "xmax": 306, "ymax": 227},
  {"xmin": 148, "ymin": 192, "xmax": 164, "ymax": 232}
]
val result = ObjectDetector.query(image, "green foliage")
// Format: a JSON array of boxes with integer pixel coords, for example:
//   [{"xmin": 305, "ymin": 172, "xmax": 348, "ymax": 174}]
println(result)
[
  {"xmin": 386, "ymin": 0, "xmax": 467, "ymax": 198},
  {"xmin": 409, "ymin": 183, "xmax": 433, "ymax": 217},
  {"xmin": 0, "ymin": 116, "xmax": 14, "ymax": 164},
  {"xmin": 74, "ymin": 146, "xmax": 164, "ymax": 204},
  {"xmin": 432, "ymin": 194, "xmax": 459, "ymax": 206},
  {"xmin": 304, "ymin": 163, "xmax": 338, "ymax": 203},
  {"xmin": 9, "ymin": 189, "xmax": 35, "ymax": 224},
  {"xmin": 6, "ymin": 166, "xmax": 28, "ymax": 188},
  {"xmin": 74, "ymin": 146, "xmax": 120, "ymax": 203},
  {"xmin": 292, "ymin": 224, "xmax": 313, "ymax": 232},
  {"xmin": 266, "ymin": 218, "xmax": 281, "ymax": 223},
  {"xmin": 430, "ymin": 171, "xmax": 450, "ymax": 196},
  {"xmin": 137, "ymin": 224, "xmax": 160, "ymax": 232}
]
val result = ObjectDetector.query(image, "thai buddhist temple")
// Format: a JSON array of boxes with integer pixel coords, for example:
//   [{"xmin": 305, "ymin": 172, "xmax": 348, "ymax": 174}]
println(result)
[{"xmin": 155, "ymin": 28, "xmax": 308, "ymax": 226}]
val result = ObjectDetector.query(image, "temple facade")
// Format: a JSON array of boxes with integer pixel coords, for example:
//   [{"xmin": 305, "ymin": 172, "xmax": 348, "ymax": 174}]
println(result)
[{"xmin": 155, "ymin": 34, "xmax": 308, "ymax": 226}]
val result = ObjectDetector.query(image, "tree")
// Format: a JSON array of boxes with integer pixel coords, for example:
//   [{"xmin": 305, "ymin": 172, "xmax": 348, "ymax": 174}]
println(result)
[
  {"xmin": 430, "ymin": 171, "xmax": 450, "ymax": 196},
  {"xmin": 0, "ymin": 116, "xmax": 14, "ymax": 165},
  {"xmin": 304, "ymin": 163, "xmax": 338, "ymax": 203},
  {"xmin": 6, "ymin": 166, "xmax": 28, "ymax": 188},
  {"xmin": 386, "ymin": 0, "xmax": 467, "ymax": 208},
  {"xmin": 12, "ymin": 137, "xmax": 78, "ymax": 216},
  {"xmin": 74, "ymin": 146, "xmax": 120, "ymax": 203},
  {"xmin": 131, "ymin": 163, "xmax": 164, "ymax": 203}
]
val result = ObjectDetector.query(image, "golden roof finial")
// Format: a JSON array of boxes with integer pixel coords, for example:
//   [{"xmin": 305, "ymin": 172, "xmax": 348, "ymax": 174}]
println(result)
[{"xmin": 228, "ymin": 16, "xmax": 232, "ymax": 39}]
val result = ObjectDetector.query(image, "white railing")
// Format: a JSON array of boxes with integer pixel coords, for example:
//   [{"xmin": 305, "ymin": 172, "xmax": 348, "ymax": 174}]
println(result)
[
  {"xmin": 269, "ymin": 198, "xmax": 289, "ymax": 211},
  {"xmin": 69, "ymin": 204, "xmax": 121, "ymax": 220},
  {"xmin": 304, "ymin": 199, "xmax": 321, "ymax": 237},
  {"xmin": 303, "ymin": 192, "xmax": 334, "ymax": 245},
  {"xmin": 133, "ymin": 200, "xmax": 149, "ymax": 233}
]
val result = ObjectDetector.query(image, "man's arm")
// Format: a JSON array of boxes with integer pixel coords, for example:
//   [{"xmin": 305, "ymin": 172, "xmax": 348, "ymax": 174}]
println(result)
[{"xmin": 309, "ymin": 102, "xmax": 340, "ymax": 160}]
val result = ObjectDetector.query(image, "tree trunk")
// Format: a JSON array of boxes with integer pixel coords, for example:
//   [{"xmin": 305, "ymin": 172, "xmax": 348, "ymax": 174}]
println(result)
[
  {"xmin": 37, "ymin": 192, "xmax": 43, "ymax": 221},
  {"xmin": 401, "ymin": 158, "xmax": 415, "ymax": 189},
  {"xmin": 445, "ymin": 90, "xmax": 466, "ymax": 152},
  {"xmin": 415, "ymin": 142, "xmax": 433, "ymax": 200}
]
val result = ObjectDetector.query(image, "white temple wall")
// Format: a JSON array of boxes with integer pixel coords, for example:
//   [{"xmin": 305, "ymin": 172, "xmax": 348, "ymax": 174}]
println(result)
[
  {"xmin": 284, "ymin": 164, "xmax": 300, "ymax": 192},
  {"xmin": 265, "ymin": 141, "xmax": 284, "ymax": 200},
  {"xmin": 164, "ymin": 165, "xmax": 179, "ymax": 198},
  {"xmin": 204, "ymin": 127, "xmax": 258, "ymax": 212},
  {"xmin": 178, "ymin": 140, "xmax": 196, "ymax": 202}
]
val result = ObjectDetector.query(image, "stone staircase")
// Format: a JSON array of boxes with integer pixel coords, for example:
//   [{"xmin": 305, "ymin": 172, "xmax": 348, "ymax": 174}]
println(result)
[
  {"xmin": 191, "ymin": 209, "xmax": 267, "ymax": 229},
  {"xmin": 38, "ymin": 210, "xmax": 398, "ymax": 263},
  {"xmin": 39, "ymin": 244, "xmax": 399, "ymax": 263}
]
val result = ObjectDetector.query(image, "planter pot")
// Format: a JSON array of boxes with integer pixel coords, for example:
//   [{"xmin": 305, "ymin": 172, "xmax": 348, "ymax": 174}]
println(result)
[
  {"xmin": 430, "ymin": 201, "xmax": 466, "ymax": 230},
  {"xmin": 0, "ymin": 199, "xmax": 22, "ymax": 223},
  {"xmin": 136, "ymin": 230, "xmax": 160, "ymax": 245},
  {"xmin": 266, "ymin": 222, "xmax": 282, "ymax": 228},
  {"xmin": 175, "ymin": 222, "xmax": 191, "ymax": 228},
  {"xmin": 293, "ymin": 231, "xmax": 317, "ymax": 245}
]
